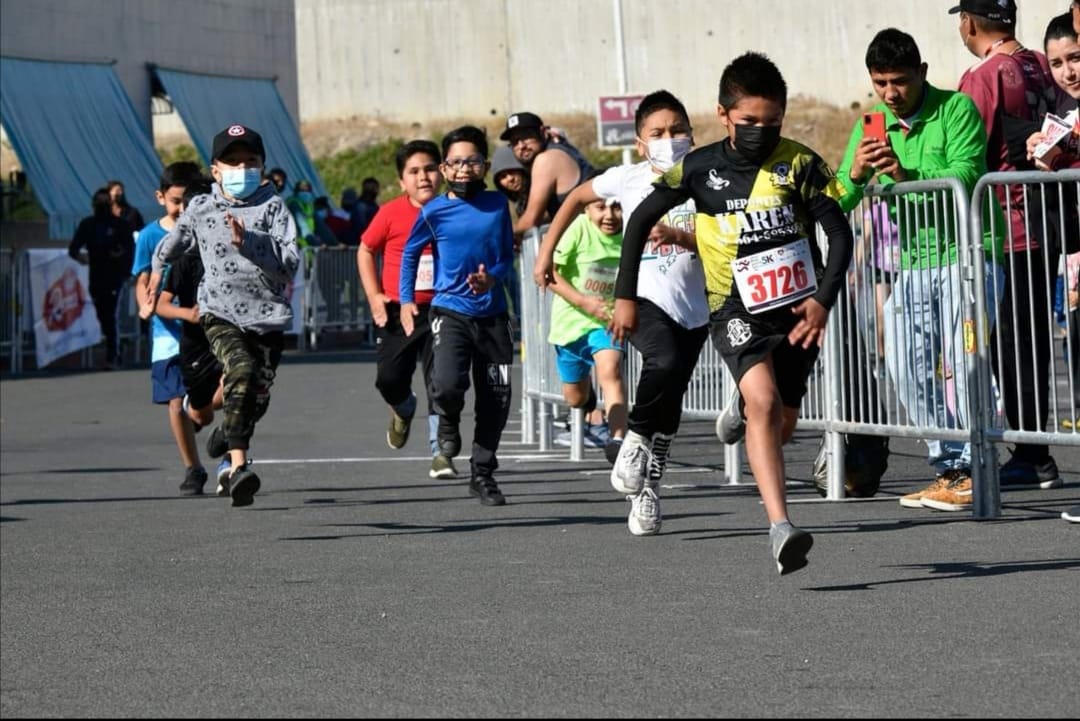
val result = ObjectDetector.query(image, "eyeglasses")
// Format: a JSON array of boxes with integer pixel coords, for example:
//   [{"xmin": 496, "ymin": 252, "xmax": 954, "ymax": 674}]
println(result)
[{"xmin": 443, "ymin": 156, "xmax": 486, "ymax": 170}]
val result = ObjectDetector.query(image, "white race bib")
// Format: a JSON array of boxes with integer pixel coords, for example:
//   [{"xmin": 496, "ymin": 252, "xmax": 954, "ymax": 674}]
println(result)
[
  {"xmin": 581, "ymin": 264, "xmax": 618, "ymax": 302},
  {"xmin": 415, "ymin": 254, "xmax": 435, "ymax": 292},
  {"xmin": 731, "ymin": 238, "xmax": 817, "ymax": 314}
]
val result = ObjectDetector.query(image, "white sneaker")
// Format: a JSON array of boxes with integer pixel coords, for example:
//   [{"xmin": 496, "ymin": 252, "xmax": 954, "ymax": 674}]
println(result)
[
  {"xmin": 716, "ymin": 385, "xmax": 746, "ymax": 445},
  {"xmin": 628, "ymin": 487, "xmax": 661, "ymax": 536},
  {"xmin": 610, "ymin": 430, "xmax": 651, "ymax": 494}
]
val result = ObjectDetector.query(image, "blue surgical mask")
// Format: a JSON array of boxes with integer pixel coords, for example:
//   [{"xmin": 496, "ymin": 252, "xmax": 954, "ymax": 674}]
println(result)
[
  {"xmin": 221, "ymin": 168, "xmax": 262, "ymax": 200},
  {"xmin": 297, "ymin": 191, "xmax": 314, "ymax": 203}
]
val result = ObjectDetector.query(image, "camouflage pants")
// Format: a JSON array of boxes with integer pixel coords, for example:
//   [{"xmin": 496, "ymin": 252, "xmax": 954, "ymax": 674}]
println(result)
[{"xmin": 201, "ymin": 314, "xmax": 284, "ymax": 451}]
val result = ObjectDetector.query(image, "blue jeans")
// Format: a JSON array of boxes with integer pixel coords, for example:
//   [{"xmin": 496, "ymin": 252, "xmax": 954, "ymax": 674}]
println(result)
[{"xmin": 883, "ymin": 261, "xmax": 1003, "ymax": 473}]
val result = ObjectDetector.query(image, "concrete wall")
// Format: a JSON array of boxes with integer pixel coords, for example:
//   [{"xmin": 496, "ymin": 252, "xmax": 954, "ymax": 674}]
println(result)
[
  {"xmin": 0, "ymin": 0, "xmax": 299, "ymax": 139},
  {"xmin": 294, "ymin": 0, "xmax": 1063, "ymax": 123}
]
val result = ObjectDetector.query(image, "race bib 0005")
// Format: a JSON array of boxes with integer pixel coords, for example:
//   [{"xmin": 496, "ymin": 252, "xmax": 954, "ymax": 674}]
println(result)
[{"xmin": 731, "ymin": 238, "xmax": 816, "ymax": 314}]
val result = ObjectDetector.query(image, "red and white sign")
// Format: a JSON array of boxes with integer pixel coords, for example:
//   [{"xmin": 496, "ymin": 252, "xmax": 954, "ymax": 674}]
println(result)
[
  {"xmin": 26, "ymin": 249, "xmax": 102, "ymax": 367},
  {"xmin": 597, "ymin": 94, "xmax": 645, "ymax": 149}
]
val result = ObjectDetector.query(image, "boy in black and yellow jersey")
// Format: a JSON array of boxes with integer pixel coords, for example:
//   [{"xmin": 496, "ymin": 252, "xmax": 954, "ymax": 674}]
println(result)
[{"xmin": 612, "ymin": 53, "xmax": 854, "ymax": 575}]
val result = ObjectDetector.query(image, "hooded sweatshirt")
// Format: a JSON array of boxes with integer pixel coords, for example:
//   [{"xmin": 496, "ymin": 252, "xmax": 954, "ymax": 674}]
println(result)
[{"xmin": 152, "ymin": 182, "xmax": 299, "ymax": 333}]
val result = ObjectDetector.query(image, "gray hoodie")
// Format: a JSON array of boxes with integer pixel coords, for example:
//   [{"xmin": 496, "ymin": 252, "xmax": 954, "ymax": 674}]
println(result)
[{"xmin": 153, "ymin": 182, "xmax": 299, "ymax": 333}]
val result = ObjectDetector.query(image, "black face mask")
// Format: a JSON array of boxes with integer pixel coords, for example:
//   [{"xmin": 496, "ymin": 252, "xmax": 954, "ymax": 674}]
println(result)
[
  {"xmin": 448, "ymin": 179, "xmax": 486, "ymax": 199},
  {"xmin": 733, "ymin": 125, "xmax": 782, "ymax": 165}
]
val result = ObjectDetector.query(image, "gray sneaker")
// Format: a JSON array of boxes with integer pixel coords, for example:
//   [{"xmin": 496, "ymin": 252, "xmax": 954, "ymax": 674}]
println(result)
[
  {"xmin": 627, "ymin": 486, "xmax": 661, "ymax": 536},
  {"xmin": 716, "ymin": 385, "xmax": 746, "ymax": 445},
  {"xmin": 429, "ymin": 454, "xmax": 458, "ymax": 479},
  {"xmin": 610, "ymin": 431, "xmax": 651, "ymax": 494},
  {"xmin": 770, "ymin": 522, "xmax": 813, "ymax": 575}
]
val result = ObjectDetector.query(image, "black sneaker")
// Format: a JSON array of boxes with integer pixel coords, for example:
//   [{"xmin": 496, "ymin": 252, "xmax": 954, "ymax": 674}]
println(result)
[
  {"xmin": 468, "ymin": 475, "xmax": 506, "ymax": 506},
  {"xmin": 229, "ymin": 467, "xmax": 261, "ymax": 507},
  {"xmin": 179, "ymin": 466, "xmax": 208, "ymax": 496},
  {"xmin": 603, "ymin": 437, "xmax": 623, "ymax": 467},
  {"xmin": 438, "ymin": 429, "xmax": 462, "ymax": 459},
  {"xmin": 206, "ymin": 426, "xmax": 229, "ymax": 459},
  {"xmin": 999, "ymin": 452, "xmax": 1063, "ymax": 489}
]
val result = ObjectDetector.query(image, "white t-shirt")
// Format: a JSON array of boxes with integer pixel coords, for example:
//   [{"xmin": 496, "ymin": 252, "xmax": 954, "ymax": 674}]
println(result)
[{"xmin": 592, "ymin": 161, "xmax": 709, "ymax": 329}]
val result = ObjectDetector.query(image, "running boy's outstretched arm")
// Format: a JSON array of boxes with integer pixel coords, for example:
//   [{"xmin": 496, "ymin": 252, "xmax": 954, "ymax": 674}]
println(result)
[
  {"xmin": 398, "ymin": 209, "xmax": 435, "ymax": 336},
  {"xmin": 232, "ymin": 203, "xmax": 300, "ymax": 285},
  {"xmin": 610, "ymin": 184, "xmax": 687, "ymax": 342},
  {"xmin": 787, "ymin": 191, "xmax": 855, "ymax": 349},
  {"xmin": 533, "ymin": 180, "xmax": 600, "ymax": 287},
  {"xmin": 142, "ymin": 211, "xmax": 197, "ymax": 318}
]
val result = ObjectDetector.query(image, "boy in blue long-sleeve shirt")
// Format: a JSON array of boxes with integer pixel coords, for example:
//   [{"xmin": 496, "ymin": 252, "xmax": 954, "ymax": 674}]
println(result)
[{"xmin": 399, "ymin": 125, "xmax": 516, "ymax": 506}]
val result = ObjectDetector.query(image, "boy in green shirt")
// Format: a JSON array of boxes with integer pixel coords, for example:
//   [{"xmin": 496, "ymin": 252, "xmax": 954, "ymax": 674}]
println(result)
[{"xmin": 547, "ymin": 197, "xmax": 627, "ymax": 462}]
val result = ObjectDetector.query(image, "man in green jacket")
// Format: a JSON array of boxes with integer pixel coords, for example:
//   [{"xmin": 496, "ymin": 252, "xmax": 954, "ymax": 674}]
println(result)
[{"xmin": 835, "ymin": 28, "xmax": 1005, "ymax": 513}]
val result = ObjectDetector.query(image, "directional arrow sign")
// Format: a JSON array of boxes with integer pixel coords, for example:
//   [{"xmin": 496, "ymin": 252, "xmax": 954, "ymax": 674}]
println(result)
[{"xmin": 597, "ymin": 93, "xmax": 645, "ymax": 149}]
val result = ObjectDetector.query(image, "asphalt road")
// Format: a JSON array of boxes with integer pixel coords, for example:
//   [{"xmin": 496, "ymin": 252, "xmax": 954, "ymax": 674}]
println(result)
[{"xmin": 1, "ymin": 350, "xmax": 1077, "ymax": 718}]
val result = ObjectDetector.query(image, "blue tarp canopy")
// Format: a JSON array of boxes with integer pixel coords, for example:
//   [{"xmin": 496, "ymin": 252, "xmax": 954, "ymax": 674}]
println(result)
[
  {"xmin": 153, "ymin": 67, "xmax": 327, "ymax": 199},
  {"xmin": 0, "ymin": 56, "xmax": 163, "ymax": 239}
]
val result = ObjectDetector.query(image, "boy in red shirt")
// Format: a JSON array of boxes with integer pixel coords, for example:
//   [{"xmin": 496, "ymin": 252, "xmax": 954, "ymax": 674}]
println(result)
[{"xmin": 358, "ymin": 140, "xmax": 455, "ymax": 479}]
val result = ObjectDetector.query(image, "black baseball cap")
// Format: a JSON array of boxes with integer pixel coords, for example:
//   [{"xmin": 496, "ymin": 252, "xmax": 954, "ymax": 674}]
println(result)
[
  {"xmin": 211, "ymin": 124, "xmax": 266, "ymax": 162},
  {"xmin": 499, "ymin": 112, "xmax": 545, "ymax": 141},
  {"xmin": 948, "ymin": 0, "xmax": 1017, "ymax": 24}
]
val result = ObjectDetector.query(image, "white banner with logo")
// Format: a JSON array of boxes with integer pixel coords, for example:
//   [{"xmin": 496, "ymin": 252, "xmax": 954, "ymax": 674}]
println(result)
[{"xmin": 25, "ymin": 249, "xmax": 102, "ymax": 367}]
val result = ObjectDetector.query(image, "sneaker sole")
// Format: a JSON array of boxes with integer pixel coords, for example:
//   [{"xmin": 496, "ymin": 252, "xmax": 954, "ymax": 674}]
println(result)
[
  {"xmin": 628, "ymin": 517, "xmax": 661, "ymax": 536},
  {"xmin": 179, "ymin": 485, "xmax": 205, "ymax": 497},
  {"xmin": 920, "ymin": 498, "xmax": 971, "ymax": 512},
  {"xmin": 230, "ymin": 473, "xmax": 261, "ymax": 508},
  {"xmin": 429, "ymin": 467, "xmax": 458, "ymax": 479},
  {"xmin": 1062, "ymin": 511, "xmax": 1080, "ymax": 523},
  {"xmin": 776, "ymin": 531, "xmax": 813, "ymax": 575},
  {"xmin": 899, "ymin": 496, "xmax": 927, "ymax": 508},
  {"xmin": 478, "ymin": 495, "xmax": 506, "ymax": 507}
]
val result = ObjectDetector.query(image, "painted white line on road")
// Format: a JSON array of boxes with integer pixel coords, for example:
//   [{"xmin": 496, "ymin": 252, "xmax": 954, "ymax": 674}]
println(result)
[{"xmin": 256, "ymin": 453, "xmax": 565, "ymax": 465}]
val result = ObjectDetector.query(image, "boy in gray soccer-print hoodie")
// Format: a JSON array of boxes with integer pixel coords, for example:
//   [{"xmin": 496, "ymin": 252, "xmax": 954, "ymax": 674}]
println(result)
[{"xmin": 144, "ymin": 124, "xmax": 299, "ymax": 508}]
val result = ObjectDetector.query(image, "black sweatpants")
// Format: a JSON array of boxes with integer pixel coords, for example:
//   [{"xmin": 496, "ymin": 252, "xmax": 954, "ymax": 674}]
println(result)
[
  {"xmin": 375, "ymin": 301, "xmax": 434, "ymax": 414},
  {"xmin": 628, "ymin": 298, "xmax": 709, "ymax": 437},
  {"xmin": 993, "ymin": 250, "xmax": 1058, "ymax": 462},
  {"xmin": 429, "ymin": 307, "xmax": 513, "ymax": 478},
  {"xmin": 90, "ymin": 285, "xmax": 121, "ymax": 363}
]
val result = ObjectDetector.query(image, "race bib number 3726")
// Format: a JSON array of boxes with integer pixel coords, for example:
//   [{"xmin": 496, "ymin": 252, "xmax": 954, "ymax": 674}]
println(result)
[{"xmin": 731, "ymin": 238, "xmax": 816, "ymax": 314}]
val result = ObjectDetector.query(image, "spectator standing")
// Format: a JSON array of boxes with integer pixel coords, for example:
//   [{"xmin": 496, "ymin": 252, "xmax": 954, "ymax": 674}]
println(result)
[
  {"xmin": 106, "ymin": 180, "xmax": 146, "ymax": 233},
  {"xmin": 350, "ymin": 177, "xmax": 381, "ymax": 240},
  {"xmin": 68, "ymin": 187, "xmax": 135, "ymax": 369},
  {"xmin": 501, "ymin": 112, "xmax": 594, "ymax": 234},
  {"xmin": 835, "ymin": 28, "xmax": 1006, "ymax": 512},
  {"xmin": 952, "ymin": 0, "xmax": 1064, "ymax": 490},
  {"xmin": 286, "ymin": 179, "xmax": 317, "ymax": 247},
  {"xmin": 267, "ymin": 167, "xmax": 288, "ymax": 196}
]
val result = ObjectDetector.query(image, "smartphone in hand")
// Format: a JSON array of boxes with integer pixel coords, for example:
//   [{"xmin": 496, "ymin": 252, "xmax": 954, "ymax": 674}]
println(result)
[{"xmin": 863, "ymin": 112, "xmax": 888, "ymax": 144}]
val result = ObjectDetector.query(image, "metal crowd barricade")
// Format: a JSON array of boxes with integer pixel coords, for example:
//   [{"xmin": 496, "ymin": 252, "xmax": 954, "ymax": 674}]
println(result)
[
  {"xmin": 518, "ymin": 173, "xmax": 1079, "ymax": 518},
  {"xmin": 307, "ymin": 246, "xmax": 371, "ymax": 349},
  {"xmin": 811, "ymin": 178, "xmax": 991, "ymax": 508},
  {"xmin": 972, "ymin": 170, "xmax": 1080, "ymax": 515},
  {"xmin": 0, "ymin": 247, "xmax": 19, "ymax": 373}
]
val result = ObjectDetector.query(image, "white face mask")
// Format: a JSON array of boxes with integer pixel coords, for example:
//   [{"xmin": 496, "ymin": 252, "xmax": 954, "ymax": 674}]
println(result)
[{"xmin": 645, "ymin": 137, "xmax": 692, "ymax": 172}]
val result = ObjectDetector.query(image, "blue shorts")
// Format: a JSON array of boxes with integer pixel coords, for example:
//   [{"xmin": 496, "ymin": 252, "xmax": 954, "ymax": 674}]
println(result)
[
  {"xmin": 151, "ymin": 356, "xmax": 187, "ymax": 404},
  {"xmin": 554, "ymin": 327, "xmax": 624, "ymax": 383}
]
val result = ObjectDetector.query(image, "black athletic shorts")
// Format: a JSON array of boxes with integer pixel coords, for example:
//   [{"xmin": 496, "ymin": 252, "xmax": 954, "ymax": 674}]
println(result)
[
  {"xmin": 179, "ymin": 339, "xmax": 223, "ymax": 410},
  {"xmin": 708, "ymin": 304, "xmax": 820, "ymax": 409}
]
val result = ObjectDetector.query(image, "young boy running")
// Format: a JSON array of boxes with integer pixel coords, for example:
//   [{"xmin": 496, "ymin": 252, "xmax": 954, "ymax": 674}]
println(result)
[
  {"xmin": 546, "ymin": 195, "xmax": 628, "ymax": 462},
  {"xmin": 143, "ymin": 124, "xmax": 300, "ymax": 508},
  {"xmin": 534, "ymin": 90, "xmax": 708, "ymax": 536},
  {"xmin": 358, "ymin": 140, "xmax": 456, "ymax": 479},
  {"xmin": 399, "ymin": 125, "xmax": 516, "ymax": 507},
  {"xmin": 612, "ymin": 54, "xmax": 854, "ymax": 573},
  {"xmin": 155, "ymin": 178, "xmax": 231, "ymax": 496},
  {"xmin": 131, "ymin": 161, "xmax": 207, "ymax": 496}
]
